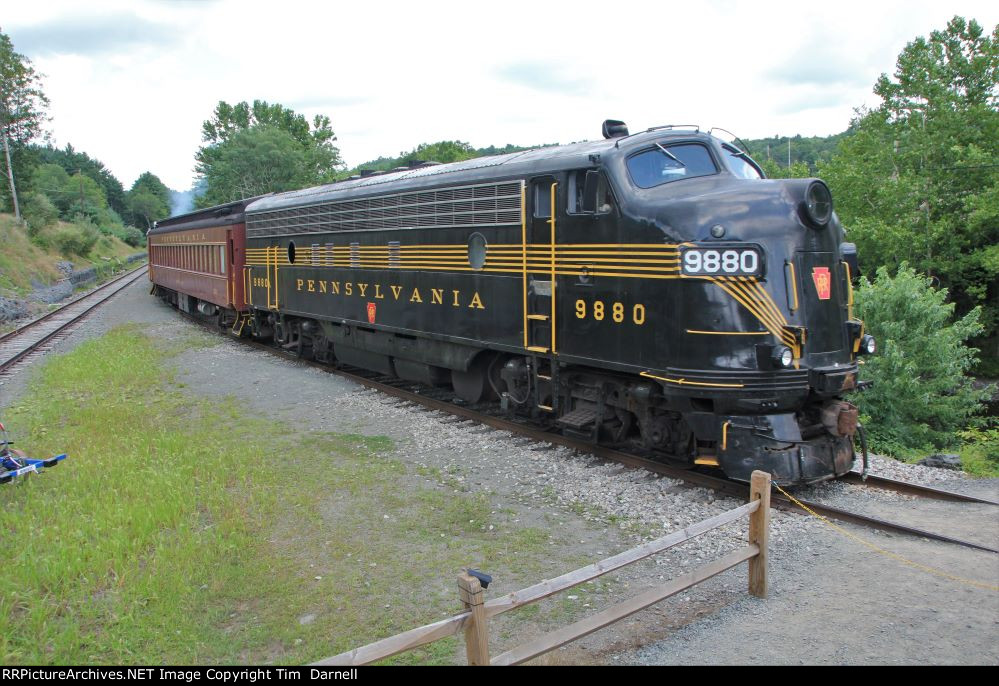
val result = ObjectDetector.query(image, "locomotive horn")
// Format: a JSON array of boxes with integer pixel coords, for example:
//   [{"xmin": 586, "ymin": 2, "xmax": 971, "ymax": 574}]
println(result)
[{"xmin": 602, "ymin": 119, "xmax": 629, "ymax": 138}]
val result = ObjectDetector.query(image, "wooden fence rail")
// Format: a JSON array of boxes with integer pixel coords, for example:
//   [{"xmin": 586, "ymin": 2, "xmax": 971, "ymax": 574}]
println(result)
[{"xmin": 313, "ymin": 470, "xmax": 772, "ymax": 666}]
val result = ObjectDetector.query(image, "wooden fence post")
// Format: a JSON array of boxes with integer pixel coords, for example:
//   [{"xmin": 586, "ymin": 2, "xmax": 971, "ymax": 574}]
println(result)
[
  {"xmin": 457, "ymin": 572, "xmax": 490, "ymax": 665},
  {"xmin": 748, "ymin": 470, "xmax": 771, "ymax": 598}
]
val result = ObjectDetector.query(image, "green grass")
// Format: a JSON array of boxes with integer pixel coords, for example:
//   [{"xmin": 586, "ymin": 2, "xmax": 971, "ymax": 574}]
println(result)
[
  {"xmin": 958, "ymin": 427, "xmax": 999, "ymax": 477},
  {"xmin": 0, "ymin": 214, "xmax": 138, "ymax": 296},
  {"xmin": 0, "ymin": 326, "xmax": 571, "ymax": 664}
]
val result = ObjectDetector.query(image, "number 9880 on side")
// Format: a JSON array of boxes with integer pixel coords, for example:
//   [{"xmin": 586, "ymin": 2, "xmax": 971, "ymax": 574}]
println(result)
[
  {"xmin": 680, "ymin": 246, "xmax": 763, "ymax": 276},
  {"xmin": 575, "ymin": 299, "xmax": 646, "ymax": 325}
]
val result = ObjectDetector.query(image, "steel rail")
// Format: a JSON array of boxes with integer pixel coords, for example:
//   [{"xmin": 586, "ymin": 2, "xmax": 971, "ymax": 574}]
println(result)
[
  {"xmin": 0, "ymin": 262, "xmax": 148, "ymax": 345},
  {"xmin": 174, "ymin": 308, "xmax": 999, "ymax": 555},
  {"xmin": 0, "ymin": 265, "xmax": 149, "ymax": 376},
  {"xmin": 840, "ymin": 472, "xmax": 999, "ymax": 506}
]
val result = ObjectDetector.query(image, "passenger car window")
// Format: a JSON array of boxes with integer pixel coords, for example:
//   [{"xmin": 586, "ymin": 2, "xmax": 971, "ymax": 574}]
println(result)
[{"xmin": 627, "ymin": 143, "xmax": 717, "ymax": 188}]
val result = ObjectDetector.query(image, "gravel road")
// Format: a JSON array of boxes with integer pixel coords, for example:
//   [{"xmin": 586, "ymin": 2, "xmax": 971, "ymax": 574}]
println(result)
[{"xmin": 1, "ymin": 279, "xmax": 996, "ymax": 665}]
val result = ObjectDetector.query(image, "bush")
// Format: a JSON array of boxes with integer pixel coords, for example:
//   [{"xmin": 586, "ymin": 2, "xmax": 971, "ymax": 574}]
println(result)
[
  {"xmin": 118, "ymin": 225, "xmax": 145, "ymax": 247},
  {"xmin": 958, "ymin": 424, "xmax": 999, "ymax": 476},
  {"xmin": 852, "ymin": 264, "xmax": 992, "ymax": 456},
  {"xmin": 51, "ymin": 222, "xmax": 101, "ymax": 257},
  {"xmin": 21, "ymin": 192, "xmax": 60, "ymax": 237}
]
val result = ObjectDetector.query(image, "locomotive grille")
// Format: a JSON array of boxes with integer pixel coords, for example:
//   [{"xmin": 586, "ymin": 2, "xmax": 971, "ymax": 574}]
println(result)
[{"xmin": 245, "ymin": 181, "xmax": 523, "ymax": 238}]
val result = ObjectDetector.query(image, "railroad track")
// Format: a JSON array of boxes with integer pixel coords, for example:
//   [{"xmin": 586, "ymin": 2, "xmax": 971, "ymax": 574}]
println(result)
[
  {"xmin": 840, "ymin": 471, "xmax": 999, "ymax": 505},
  {"xmin": 0, "ymin": 264, "xmax": 149, "ymax": 380},
  {"xmin": 175, "ymin": 307, "xmax": 999, "ymax": 555}
]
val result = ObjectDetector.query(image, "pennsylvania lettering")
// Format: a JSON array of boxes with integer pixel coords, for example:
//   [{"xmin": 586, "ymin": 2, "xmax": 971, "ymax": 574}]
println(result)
[{"xmin": 295, "ymin": 279, "xmax": 485, "ymax": 309}]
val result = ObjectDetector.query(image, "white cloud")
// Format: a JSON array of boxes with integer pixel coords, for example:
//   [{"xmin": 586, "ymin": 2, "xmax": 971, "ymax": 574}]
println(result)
[{"xmin": 4, "ymin": 0, "xmax": 997, "ymax": 191}]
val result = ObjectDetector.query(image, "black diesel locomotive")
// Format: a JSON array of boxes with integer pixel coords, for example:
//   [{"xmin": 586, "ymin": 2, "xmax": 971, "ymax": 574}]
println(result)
[{"xmin": 154, "ymin": 121, "xmax": 875, "ymax": 485}]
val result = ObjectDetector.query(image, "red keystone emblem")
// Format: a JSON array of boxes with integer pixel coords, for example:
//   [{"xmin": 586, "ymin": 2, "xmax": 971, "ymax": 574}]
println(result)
[
  {"xmin": 812, "ymin": 267, "xmax": 832, "ymax": 300},
  {"xmin": 367, "ymin": 302, "xmax": 377, "ymax": 324}
]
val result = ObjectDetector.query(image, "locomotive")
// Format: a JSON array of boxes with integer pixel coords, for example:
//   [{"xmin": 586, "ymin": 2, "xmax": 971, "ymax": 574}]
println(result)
[{"xmin": 148, "ymin": 120, "xmax": 875, "ymax": 485}]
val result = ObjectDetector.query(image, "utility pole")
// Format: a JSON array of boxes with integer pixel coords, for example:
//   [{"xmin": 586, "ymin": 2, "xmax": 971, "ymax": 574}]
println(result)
[
  {"xmin": 3, "ymin": 131, "xmax": 20, "ymax": 222},
  {"xmin": 76, "ymin": 169, "xmax": 84, "ymax": 215},
  {"xmin": 787, "ymin": 139, "xmax": 791, "ymax": 168}
]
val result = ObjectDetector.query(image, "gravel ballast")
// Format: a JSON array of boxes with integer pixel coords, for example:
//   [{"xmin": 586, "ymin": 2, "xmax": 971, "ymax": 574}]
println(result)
[{"xmin": 1, "ymin": 279, "xmax": 996, "ymax": 665}]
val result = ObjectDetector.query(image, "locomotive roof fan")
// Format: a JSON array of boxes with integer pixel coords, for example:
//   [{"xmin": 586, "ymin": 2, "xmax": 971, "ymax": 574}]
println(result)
[{"xmin": 602, "ymin": 119, "xmax": 629, "ymax": 138}]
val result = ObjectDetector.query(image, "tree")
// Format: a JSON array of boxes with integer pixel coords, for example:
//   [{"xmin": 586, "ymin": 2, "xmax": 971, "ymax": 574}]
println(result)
[
  {"xmin": 0, "ymin": 28, "xmax": 49, "ymax": 220},
  {"xmin": 31, "ymin": 162, "xmax": 108, "ymax": 221},
  {"xmin": 126, "ymin": 171, "xmax": 170, "ymax": 230},
  {"xmin": 195, "ymin": 100, "xmax": 342, "ymax": 207},
  {"xmin": 35, "ymin": 143, "xmax": 127, "ymax": 218},
  {"xmin": 399, "ymin": 140, "xmax": 476, "ymax": 165},
  {"xmin": 346, "ymin": 140, "xmax": 532, "ymax": 176},
  {"xmin": 759, "ymin": 159, "xmax": 811, "ymax": 179},
  {"xmin": 127, "ymin": 190, "xmax": 168, "ymax": 231},
  {"xmin": 821, "ymin": 17, "xmax": 999, "ymax": 369},
  {"xmin": 852, "ymin": 265, "xmax": 990, "ymax": 456}
]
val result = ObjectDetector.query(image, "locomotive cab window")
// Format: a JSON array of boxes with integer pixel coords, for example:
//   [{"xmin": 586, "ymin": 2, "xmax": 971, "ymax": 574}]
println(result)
[
  {"xmin": 533, "ymin": 181, "xmax": 553, "ymax": 218},
  {"xmin": 567, "ymin": 170, "xmax": 615, "ymax": 214},
  {"xmin": 627, "ymin": 143, "xmax": 717, "ymax": 188},
  {"xmin": 722, "ymin": 144, "xmax": 764, "ymax": 180}
]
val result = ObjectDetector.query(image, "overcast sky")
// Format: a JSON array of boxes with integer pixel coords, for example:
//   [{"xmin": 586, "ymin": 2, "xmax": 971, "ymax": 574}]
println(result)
[{"xmin": 4, "ymin": 0, "xmax": 997, "ymax": 191}]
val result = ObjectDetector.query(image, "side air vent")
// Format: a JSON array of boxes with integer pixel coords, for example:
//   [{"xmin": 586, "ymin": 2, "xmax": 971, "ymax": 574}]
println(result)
[{"xmin": 246, "ymin": 180, "xmax": 523, "ymax": 238}]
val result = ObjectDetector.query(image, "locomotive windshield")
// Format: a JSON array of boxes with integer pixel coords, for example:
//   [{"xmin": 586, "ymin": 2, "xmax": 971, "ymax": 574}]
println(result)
[
  {"xmin": 723, "ymin": 144, "xmax": 764, "ymax": 179},
  {"xmin": 627, "ymin": 143, "xmax": 717, "ymax": 188}
]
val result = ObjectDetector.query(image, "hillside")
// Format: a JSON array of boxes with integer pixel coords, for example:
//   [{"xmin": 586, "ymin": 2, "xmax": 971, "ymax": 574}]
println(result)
[{"xmin": 0, "ymin": 213, "xmax": 141, "ymax": 322}]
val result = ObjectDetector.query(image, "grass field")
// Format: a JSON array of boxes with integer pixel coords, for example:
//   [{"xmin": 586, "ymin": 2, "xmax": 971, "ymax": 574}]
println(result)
[{"xmin": 0, "ymin": 326, "xmax": 579, "ymax": 664}]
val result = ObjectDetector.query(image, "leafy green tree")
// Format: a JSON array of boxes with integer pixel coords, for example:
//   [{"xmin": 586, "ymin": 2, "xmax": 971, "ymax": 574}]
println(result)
[
  {"xmin": 0, "ymin": 28, "xmax": 49, "ymax": 219},
  {"xmin": 127, "ymin": 189, "xmax": 168, "ymax": 231},
  {"xmin": 759, "ymin": 159, "xmax": 811, "ymax": 179},
  {"xmin": 126, "ymin": 171, "xmax": 170, "ymax": 230},
  {"xmin": 34, "ymin": 144, "xmax": 127, "ymax": 218},
  {"xmin": 130, "ymin": 171, "xmax": 171, "ymax": 206},
  {"xmin": 399, "ymin": 140, "xmax": 476, "ymax": 165},
  {"xmin": 852, "ymin": 265, "xmax": 991, "ymax": 455},
  {"xmin": 20, "ymin": 190, "xmax": 58, "ymax": 234},
  {"xmin": 197, "ymin": 126, "xmax": 311, "ymax": 207},
  {"xmin": 742, "ymin": 133, "xmax": 848, "ymax": 175},
  {"xmin": 821, "ymin": 16, "xmax": 999, "ymax": 367},
  {"xmin": 195, "ymin": 100, "xmax": 342, "ymax": 207},
  {"xmin": 32, "ymin": 163, "xmax": 71, "ymax": 212},
  {"xmin": 32, "ymin": 162, "xmax": 109, "ymax": 222}
]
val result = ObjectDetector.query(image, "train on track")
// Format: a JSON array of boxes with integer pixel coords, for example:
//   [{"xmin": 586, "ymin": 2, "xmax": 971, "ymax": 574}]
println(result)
[{"xmin": 149, "ymin": 120, "xmax": 875, "ymax": 486}]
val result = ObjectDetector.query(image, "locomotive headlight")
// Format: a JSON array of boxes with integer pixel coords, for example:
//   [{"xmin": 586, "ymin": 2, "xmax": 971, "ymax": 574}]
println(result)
[
  {"xmin": 802, "ymin": 181, "xmax": 833, "ymax": 228},
  {"xmin": 772, "ymin": 346, "xmax": 795, "ymax": 369},
  {"xmin": 860, "ymin": 334, "xmax": 876, "ymax": 355}
]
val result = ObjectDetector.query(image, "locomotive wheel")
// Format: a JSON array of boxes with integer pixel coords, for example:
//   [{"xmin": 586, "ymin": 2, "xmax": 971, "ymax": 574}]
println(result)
[{"xmin": 451, "ymin": 353, "xmax": 499, "ymax": 404}]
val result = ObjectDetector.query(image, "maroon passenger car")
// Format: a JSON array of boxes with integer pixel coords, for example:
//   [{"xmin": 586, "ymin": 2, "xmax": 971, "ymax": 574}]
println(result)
[{"xmin": 147, "ymin": 199, "xmax": 253, "ymax": 319}]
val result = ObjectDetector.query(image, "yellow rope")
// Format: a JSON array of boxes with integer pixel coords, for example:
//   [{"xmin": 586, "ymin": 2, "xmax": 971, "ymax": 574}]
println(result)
[{"xmin": 773, "ymin": 482, "xmax": 999, "ymax": 592}]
